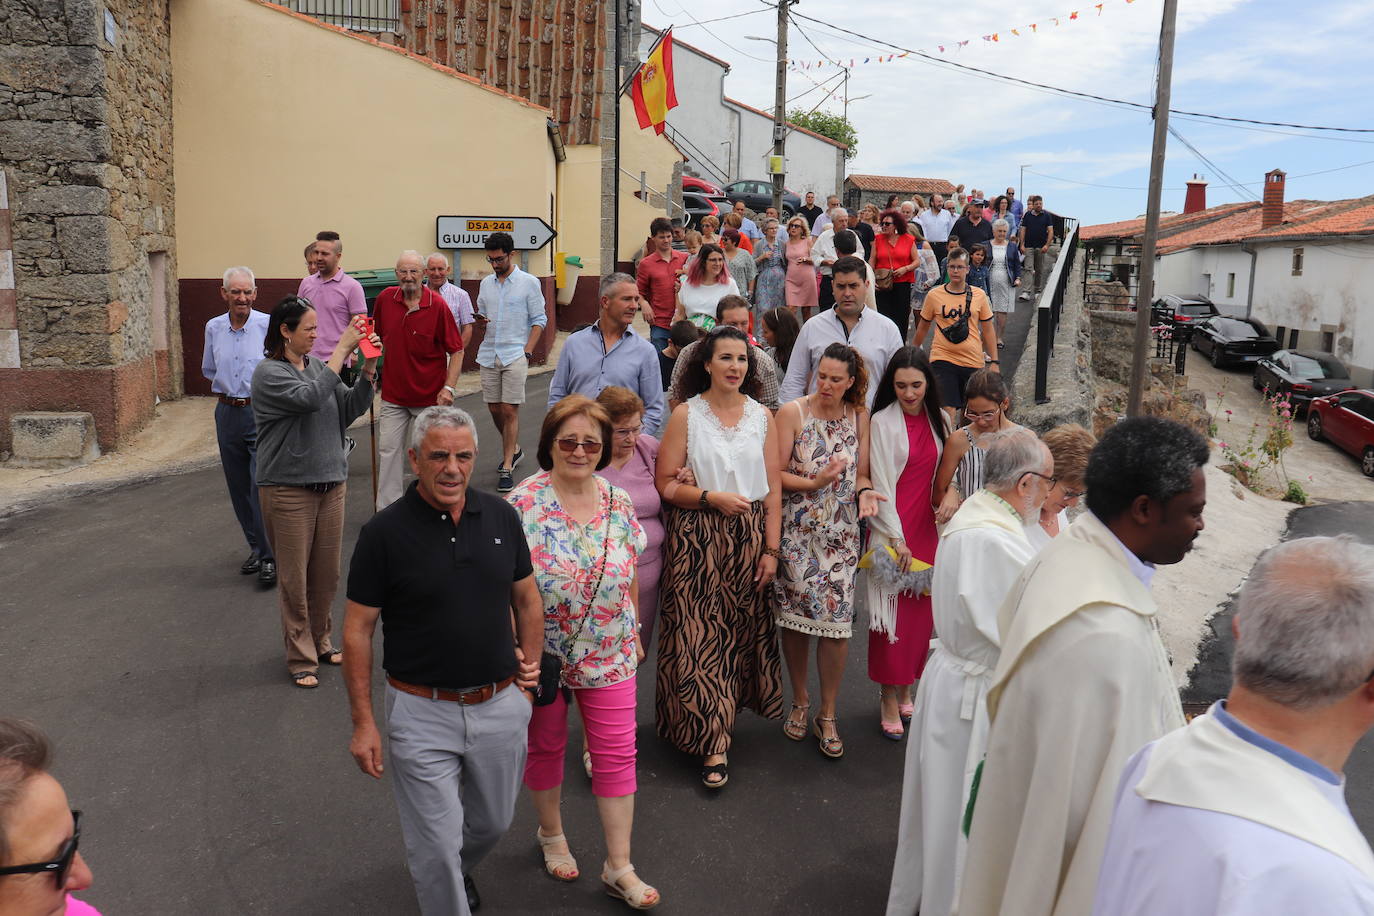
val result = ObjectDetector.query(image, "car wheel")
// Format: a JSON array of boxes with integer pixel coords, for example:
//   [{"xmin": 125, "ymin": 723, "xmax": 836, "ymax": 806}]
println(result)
[
  {"xmin": 1252, "ymin": 369, "xmax": 1262, "ymax": 391},
  {"xmin": 1307, "ymin": 411, "xmax": 1323, "ymax": 441},
  {"xmin": 1211, "ymin": 347, "xmax": 1222, "ymax": 368},
  {"xmin": 781, "ymin": 207, "xmax": 794, "ymax": 220},
  {"xmin": 1364, "ymin": 448, "xmax": 1374, "ymax": 478}
]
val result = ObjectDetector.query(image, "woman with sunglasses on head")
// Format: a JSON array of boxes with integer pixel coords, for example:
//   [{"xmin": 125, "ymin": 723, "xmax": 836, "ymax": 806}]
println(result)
[
  {"xmin": 252, "ymin": 296, "xmax": 380, "ymax": 688},
  {"xmin": 0, "ymin": 718, "xmax": 98, "ymax": 916},
  {"xmin": 865, "ymin": 348, "xmax": 950, "ymax": 740},
  {"xmin": 775, "ymin": 344, "xmax": 881, "ymax": 759},
  {"xmin": 931, "ymin": 368, "xmax": 1023, "ymax": 525},
  {"xmin": 654, "ymin": 326, "xmax": 784, "ymax": 789},
  {"xmin": 506, "ymin": 394, "xmax": 660, "ymax": 910},
  {"xmin": 1026, "ymin": 423, "xmax": 1096, "ymax": 551}
]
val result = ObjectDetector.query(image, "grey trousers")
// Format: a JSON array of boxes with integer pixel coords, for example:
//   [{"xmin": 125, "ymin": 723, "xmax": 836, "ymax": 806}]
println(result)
[
  {"xmin": 377, "ymin": 400, "xmax": 427, "ymax": 511},
  {"xmin": 386, "ymin": 682, "xmax": 532, "ymax": 916}
]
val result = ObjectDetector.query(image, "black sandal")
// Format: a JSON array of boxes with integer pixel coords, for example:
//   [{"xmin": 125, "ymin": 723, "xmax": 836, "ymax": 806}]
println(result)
[
  {"xmin": 701, "ymin": 758, "xmax": 729, "ymax": 790},
  {"xmin": 318, "ymin": 648, "xmax": 343, "ymax": 666},
  {"xmin": 291, "ymin": 671, "xmax": 319, "ymax": 689}
]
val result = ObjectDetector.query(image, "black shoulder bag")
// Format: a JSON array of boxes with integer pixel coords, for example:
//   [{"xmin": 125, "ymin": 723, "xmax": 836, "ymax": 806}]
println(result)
[{"xmin": 937, "ymin": 286, "xmax": 975, "ymax": 346}]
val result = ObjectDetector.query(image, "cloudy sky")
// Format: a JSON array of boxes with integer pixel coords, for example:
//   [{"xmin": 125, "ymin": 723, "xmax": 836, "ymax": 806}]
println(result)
[{"xmin": 645, "ymin": 0, "xmax": 1374, "ymax": 225}]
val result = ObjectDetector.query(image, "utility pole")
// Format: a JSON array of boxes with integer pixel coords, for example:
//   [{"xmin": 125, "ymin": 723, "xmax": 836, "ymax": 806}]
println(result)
[
  {"xmin": 1126, "ymin": 0, "xmax": 1178, "ymax": 417},
  {"xmin": 842, "ymin": 66, "xmax": 849, "ymax": 123},
  {"xmin": 1020, "ymin": 163, "xmax": 1029, "ymax": 201},
  {"xmin": 770, "ymin": 0, "xmax": 794, "ymax": 213}
]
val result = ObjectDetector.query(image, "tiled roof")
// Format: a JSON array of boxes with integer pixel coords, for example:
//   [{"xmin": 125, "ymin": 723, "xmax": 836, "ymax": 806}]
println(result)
[
  {"xmin": 845, "ymin": 173, "xmax": 956, "ymax": 195},
  {"xmin": 723, "ymin": 97, "xmax": 849, "ymax": 149},
  {"xmin": 1080, "ymin": 202, "xmax": 1254, "ymax": 242},
  {"xmin": 1248, "ymin": 196, "xmax": 1374, "ymax": 242}
]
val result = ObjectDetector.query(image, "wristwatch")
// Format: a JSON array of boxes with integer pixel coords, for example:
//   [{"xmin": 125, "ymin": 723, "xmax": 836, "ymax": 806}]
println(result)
[
  {"xmin": 443, "ymin": 385, "xmax": 457, "ymax": 396},
  {"xmin": 524, "ymin": 351, "xmax": 533, "ymax": 361},
  {"xmin": 699, "ymin": 489, "xmax": 710, "ymax": 508}
]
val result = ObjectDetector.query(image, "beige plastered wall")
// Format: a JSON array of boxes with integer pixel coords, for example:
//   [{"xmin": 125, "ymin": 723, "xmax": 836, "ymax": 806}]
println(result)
[
  {"xmin": 555, "ymin": 96, "xmax": 683, "ymax": 275},
  {"xmin": 172, "ymin": 0, "xmax": 557, "ymax": 280}
]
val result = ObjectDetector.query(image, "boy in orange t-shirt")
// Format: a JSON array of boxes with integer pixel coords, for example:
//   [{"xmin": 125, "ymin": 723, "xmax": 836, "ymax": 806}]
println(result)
[{"xmin": 912, "ymin": 249, "xmax": 999, "ymax": 409}]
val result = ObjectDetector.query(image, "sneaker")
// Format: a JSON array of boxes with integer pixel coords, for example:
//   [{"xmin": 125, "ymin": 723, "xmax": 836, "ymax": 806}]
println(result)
[
  {"xmin": 510, "ymin": 447, "xmax": 524, "ymax": 470},
  {"xmin": 343, "ymin": 436, "xmax": 357, "ymax": 456},
  {"xmin": 497, "ymin": 467, "xmax": 514, "ymax": 493},
  {"xmin": 1018, "ymin": 292, "xmax": 1031, "ymax": 301}
]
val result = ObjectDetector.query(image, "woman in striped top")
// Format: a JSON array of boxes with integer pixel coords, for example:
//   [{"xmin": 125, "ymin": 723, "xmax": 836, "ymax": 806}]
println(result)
[{"xmin": 932, "ymin": 370, "xmax": 1023, "ymax": 524}]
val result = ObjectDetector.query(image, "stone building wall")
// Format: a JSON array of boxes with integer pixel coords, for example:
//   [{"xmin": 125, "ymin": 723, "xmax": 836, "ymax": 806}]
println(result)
[{"xmin": 0, "ymin": 0, "xmax": 176, "ymax": 454}]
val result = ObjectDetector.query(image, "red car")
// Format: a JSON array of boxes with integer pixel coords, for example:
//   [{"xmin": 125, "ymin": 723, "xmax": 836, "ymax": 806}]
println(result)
[
  {"xmin": 682, "ymin": 175, "xmax": 723, "ymax": 196},
  {"xmin": 1307, "ymin": 389, "xmax": 1374, "ymax": 477}
]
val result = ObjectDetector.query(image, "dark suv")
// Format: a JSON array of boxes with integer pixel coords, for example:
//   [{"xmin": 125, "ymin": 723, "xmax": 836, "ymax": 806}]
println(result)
[
  {"xmin": 1152, "ymin": 294, "xmax": 1221, "ymax": 325},
  {"xmin": 720, "ymin": 180, "xmax": 801, "ymax": 218}
]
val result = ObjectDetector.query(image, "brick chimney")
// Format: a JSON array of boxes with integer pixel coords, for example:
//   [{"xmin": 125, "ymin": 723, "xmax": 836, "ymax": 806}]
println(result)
[
  {"xmin": 1261, "ymin": 169, "xmax": 1286, "ymax": 229},
  {"xmin": 1183, "ymin": 174, "xmax": 1207, "ymax": 214}
]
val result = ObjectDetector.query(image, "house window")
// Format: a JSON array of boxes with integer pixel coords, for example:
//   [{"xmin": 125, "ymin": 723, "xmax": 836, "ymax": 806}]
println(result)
[
  {"xmin": 1292, "ymin": 247, "xmax": 1304, "ymax": 276},
  {"xmin": 1321, "ymin": 331, "xmax": 1335, "ymax": 353},
  {"xmin": 1226, "ymin": 273, "xmax": 1235, "ymax": 297}
]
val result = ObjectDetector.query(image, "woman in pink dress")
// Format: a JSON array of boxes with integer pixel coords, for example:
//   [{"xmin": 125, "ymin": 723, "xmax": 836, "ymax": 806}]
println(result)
[
  {"xmin": 864, "ymin": 347, "xmax": 949, "ymax": 740},
  {"xmin": 784, "ymin": 214, "xmax": 819, "ymax": 321}
]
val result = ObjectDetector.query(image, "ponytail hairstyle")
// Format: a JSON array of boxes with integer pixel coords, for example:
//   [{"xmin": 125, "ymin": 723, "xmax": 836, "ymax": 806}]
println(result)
[
  {"xmin": 264, "ymin": 296, "xmax": 314, "ymax": 360},
  {"xmin": 762, "ymin": 306, "xmax": 800, "ymax": 371},
  {"xmin": 819, "ymin": 342, "xmax": 868, "ymax": 408}
]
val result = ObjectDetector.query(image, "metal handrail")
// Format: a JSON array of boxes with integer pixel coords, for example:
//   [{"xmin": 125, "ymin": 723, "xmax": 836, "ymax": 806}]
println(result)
[
  {"xmin": 664, "ymin": 127, "xmax": 730, "ymax": 186},
  {"xmin": 619, "ymin": 166, "xmax": 683, "ymax": 217},
  {"xmin": 1033, "ymin": 221, "xmax": 1081, "ymax": 404}
]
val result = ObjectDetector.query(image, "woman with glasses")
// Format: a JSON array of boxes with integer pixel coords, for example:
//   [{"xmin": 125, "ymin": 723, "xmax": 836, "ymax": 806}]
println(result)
[
  {"xmin": 1026, "ymin": 424, "xmax": 1096, "ymax": 551},
  {"xmin": 252, "ymin": 297, "xmax": 379, "ymax": 688},
  {"xmin": 775, "ymin": 344, "xmax": 880, "ymax": 759},
  {"xmin": 506, "ymin": 395, "xmax": 660, "ymax": 910},
  {"xmin": 933, "ymin": 369, "xmax": 1024, "ymax": 524},
  {"xmin": 673, "ymin": 243, "xmax": 738, "ymax": 331},
  {"xmin": 871, "ymin": 209, "xmax": 922, "ymax": 333},
  {"xmin": 784, "ymin": 215, "xmax": 819, "ymax": 321},
  {"xmin": 865, "ymin": 348, "xmax": 949, "ymax": 740},
  {"xmin": 988, "ymin": 218, "xmax": 1023, "ymax": 345},
  {"xmin": 654, "ymin": 326, "xmax": 784, "ymax": 789},
  {"xmin": 752, "ymin": 218, "xmax": 788, "ymax": 318},
  {"xmin": 0, "ymin": 718, "xmax": 98, "ymax": 915}
]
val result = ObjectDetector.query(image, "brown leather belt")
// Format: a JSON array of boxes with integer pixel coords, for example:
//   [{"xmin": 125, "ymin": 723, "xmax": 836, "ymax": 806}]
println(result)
[
  {"xmin": 217, "ymin": 395, "xmax": 251, "ymax": 407},
  {"xmin": 387, "ymin": 674, "xmax": 515, "ymax": 705}
]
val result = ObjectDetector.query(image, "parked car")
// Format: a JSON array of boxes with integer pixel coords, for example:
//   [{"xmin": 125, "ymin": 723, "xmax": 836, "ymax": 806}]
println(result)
[
  {"xmin": 1152, "ymin": 294, "xmax": 1220, "ymax": 325},
  {"xmin": 719, "ymin": 179, "xmax": 800, "ymax": 218},
  {"xmin": 1189, "ymin": 316, "xmax": 1280, "ymax": 368},
  {"xmin": 682, "ymin": 175, "xmax": 723, "ymax": 196},
  {"xmin": 1252, "ymin": 349, "xmax": 1355, "ymax": 411},
  {"xmin": 1307, "ymin": 389, "xmax": 1374, "ymax": 477},
  {"xmin": 682, "ymin": 191, "xmax": 720, "ymax": 231}
]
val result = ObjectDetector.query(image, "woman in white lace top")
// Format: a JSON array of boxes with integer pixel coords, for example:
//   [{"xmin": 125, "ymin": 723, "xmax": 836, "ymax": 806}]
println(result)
[{"xmin": 653, "ymin": 326, "xmax": 784, "ymax": 789}]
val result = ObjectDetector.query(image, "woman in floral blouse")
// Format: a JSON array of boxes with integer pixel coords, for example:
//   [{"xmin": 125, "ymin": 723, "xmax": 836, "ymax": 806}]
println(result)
[{"xmin": 506, "ymin": 394, "xmax": 660, "ymax": 911}]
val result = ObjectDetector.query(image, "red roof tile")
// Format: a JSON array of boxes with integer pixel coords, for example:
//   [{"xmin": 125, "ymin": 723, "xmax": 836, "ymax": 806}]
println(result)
[
  {"xmin": 1247, "ymin": 196, "xmax": 1374, "ymax": 242},
  {"xmin": 844, "ymin": 174, "xmax": 956, "ymax": 195},
  {"xmin": 1080, "ymin": 202, "xmax": 1254, "ymax": 243}
]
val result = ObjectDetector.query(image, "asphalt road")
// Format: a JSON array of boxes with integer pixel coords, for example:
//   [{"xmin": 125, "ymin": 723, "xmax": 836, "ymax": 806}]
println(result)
[{"xmin": 2, "ymin": 374, "xmax": 910, "ymax": 916}]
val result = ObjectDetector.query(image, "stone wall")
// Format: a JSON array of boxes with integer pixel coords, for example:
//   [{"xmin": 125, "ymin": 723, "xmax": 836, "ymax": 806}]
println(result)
[
  {"xmin": 0, "ymin": 0, "xmax": 176, "ymax": 453},
  {"xmin": 1010, "ymin": 252, "xmax": 1094, "ymax": 435}
]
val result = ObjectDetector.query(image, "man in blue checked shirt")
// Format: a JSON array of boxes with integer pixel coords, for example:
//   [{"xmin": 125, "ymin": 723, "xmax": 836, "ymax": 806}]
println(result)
[
  {"xmin": 547, "ymin": 273, "xmax": 665, "ymax": 434},
  {"xmin": 475, "ymin": 232, "xmax": 548, "ymax": 492},
  {"xmin": 202, "ymin": 266, "xmax": 275, "ymax": 586}
]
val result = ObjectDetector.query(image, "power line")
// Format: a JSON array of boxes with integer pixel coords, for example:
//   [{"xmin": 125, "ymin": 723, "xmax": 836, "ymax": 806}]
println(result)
[
  {"xmin": 1167, "ymin": 127, "xmax": 1259, "ymax": 202},
  {"xmin": 783, "ymin": 9, "xmax": 1374, "ymax": 135},
  {"xmin": 1025, "ymin": 158, "xmax": 1374, "ymax": 192},
  {"xmin": 650, "ymin": 0, "xmax": 775, "ymax": 62},
  {"xmin": 671, "ymin": 8, "xmax": 771, "ymax": 27}
]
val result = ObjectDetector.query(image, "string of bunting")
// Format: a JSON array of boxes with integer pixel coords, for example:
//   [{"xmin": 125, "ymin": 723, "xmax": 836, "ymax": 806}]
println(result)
[{"xmin": 788, "ymin": 0, "xmax": 1138, "ymax": 69}]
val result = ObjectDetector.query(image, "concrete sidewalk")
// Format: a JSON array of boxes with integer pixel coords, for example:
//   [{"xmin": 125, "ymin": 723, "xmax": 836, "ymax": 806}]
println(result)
[{"xmin": 0, "ymin": 327, "xmax": 576, "ymax": 518}]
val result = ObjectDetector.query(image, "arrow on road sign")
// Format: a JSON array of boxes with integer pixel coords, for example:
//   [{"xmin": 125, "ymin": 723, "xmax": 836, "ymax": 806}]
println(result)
[{"xmin": 435, "ymin": 216, "xmax": 557, "ymax": 251}]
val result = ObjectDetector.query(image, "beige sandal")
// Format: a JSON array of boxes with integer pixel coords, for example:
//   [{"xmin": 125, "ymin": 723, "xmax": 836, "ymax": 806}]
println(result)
[
  {"xmin": 783, "ymin": 702, "xmax": 809, "ymax": 741},
  {"xmin": 813, "ymin": 715, "xmax": 844, "ymax": 759},
  {"xmin": 536, "ymin": 830, "xmax": 579, "ymax": 882},
  {"xmin": 602, "ymin": 861, "xmax": 661, "ymax": 909}
]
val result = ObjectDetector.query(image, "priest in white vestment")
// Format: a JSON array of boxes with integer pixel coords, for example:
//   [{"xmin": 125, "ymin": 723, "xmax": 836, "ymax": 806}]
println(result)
[
  {"xmin": 958, "ymin": 417, "xmax": 1209, "ymax": 916},
  {"xmin": 1093, "ymin": 536, "xmax": 1374, "ymax": 915},
  {"xmin": 886, "ymin": 430, "xmax": 1050, "ymax": 916}
]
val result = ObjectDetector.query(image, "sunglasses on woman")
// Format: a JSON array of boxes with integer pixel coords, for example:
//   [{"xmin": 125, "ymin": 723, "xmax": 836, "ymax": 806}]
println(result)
[
  {"xmin": 554, "ymin": 438, "xmax": 603, "ymax": 455},
  {"xmin": 0, "ymin": 810, "xmax": 81, "ymax": 889}
]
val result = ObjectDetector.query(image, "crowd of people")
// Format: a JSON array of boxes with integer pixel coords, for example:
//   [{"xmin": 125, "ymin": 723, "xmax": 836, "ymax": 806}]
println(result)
[{"xmin": 13, "ymin": 189, "xmax": 1374, "ymax": 916}]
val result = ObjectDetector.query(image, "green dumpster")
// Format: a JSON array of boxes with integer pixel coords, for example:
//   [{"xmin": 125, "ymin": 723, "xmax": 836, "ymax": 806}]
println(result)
[{"xmin": 346, "ymin": 268, "xmax": 398, "ymax": 314}]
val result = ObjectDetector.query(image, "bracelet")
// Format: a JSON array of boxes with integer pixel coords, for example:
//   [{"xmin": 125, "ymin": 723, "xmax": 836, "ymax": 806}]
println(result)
[
  {"xmin": 699, "ymin": 489, "xmax": 710, "ymax": 509},
  {"xmin": 762, "ymin": 546, "xmax": 781, "ymax": 560},
  {"xmin": 856, "ymin": 487, "xmax": 874, "ymax": 499}
]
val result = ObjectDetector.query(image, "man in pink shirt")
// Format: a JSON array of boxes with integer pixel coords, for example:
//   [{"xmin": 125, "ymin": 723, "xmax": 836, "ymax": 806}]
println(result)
[{"xmin": 298, "ymin": 230, "xmax": 367, "ymax": 362}]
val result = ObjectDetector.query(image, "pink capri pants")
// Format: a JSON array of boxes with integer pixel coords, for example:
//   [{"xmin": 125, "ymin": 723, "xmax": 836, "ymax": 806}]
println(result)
[{"xmin": 525, "ymin": 675, "xmax": 638, "ymax": 798}]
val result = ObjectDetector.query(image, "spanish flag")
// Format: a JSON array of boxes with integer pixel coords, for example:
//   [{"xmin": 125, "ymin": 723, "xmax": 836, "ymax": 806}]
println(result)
[{"xmin": 631, "ymin": 30, "xmax": 678, "ymax": 134}]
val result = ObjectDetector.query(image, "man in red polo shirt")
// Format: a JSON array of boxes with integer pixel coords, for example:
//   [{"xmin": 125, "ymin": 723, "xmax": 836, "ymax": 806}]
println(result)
[
  {"xmin": 373, "ymin": 250, "xmax": 464, "ymax": 510},
  {"xmin": 636, "ymin": 216, "xmax": 688, "ymax": 354}
]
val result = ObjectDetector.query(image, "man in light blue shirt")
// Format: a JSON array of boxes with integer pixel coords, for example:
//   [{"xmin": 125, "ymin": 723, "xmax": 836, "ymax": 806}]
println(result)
[
  {"xmin": 202, "ymin": 266, "xmax": 274, "ymax": 586},
  {"xmin": 475, "ymin": 231, "xmax": 548, "ymax": 491},
  {"xmin": 730, "ymin": 199, "xmax": 764, "ymax": 241},
  {"xmin": 548, "ymin": 273, "xmax": 665, "ymax": 432}
]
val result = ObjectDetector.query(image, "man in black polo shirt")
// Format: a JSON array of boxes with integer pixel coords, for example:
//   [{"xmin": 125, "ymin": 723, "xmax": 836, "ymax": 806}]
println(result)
[
  {"xmin": 1018, "ymin": 194, "xmax": 1057, "ymax": 298},
  {"xmin": 344, "ymin": 405, "xmax": 542, "ymax": 916}
]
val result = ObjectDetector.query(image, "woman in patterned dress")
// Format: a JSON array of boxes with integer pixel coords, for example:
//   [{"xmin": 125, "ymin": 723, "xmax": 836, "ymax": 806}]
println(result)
[
  {"xmin": 654, "ymin": 326, "xmax": 784, "ymax": 789},
  {"xmin": 753, "ymin": 218, "xmax": 787, "ymax": 320},
  {"xmin": 775, "ymin": 343, "xmax": 882, "ymax": 758},
  {"xmin": 507, "ymin": 394, "xmax": 660, "ymax": 909}
]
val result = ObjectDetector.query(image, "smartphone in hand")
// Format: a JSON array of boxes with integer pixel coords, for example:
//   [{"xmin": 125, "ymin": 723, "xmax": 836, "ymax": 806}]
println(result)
[{"xmin": 357, "ymin": 317, "xmax": 382, "ymax": 359}]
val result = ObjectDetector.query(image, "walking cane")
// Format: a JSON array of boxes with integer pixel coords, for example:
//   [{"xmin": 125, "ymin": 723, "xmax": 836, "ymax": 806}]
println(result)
[{"xmin": 369, "ymin": 399, "xmax": 379, "ymax": 508}]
